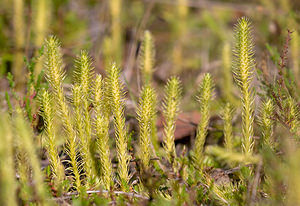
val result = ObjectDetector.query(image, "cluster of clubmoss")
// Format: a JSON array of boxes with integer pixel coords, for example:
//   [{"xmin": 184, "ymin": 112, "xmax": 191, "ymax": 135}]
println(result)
[{"xmin": 1, "ymin": 17, "xmax": 300, "ymax": 206}]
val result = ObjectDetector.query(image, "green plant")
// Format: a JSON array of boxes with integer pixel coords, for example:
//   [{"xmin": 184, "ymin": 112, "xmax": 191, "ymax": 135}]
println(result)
[
  {"xmin": 16, "ymin": 145, "xmax": 32, "ymax": 202},
  {"xmin": 103, "ymin": 0, "xmax": 123, "ymax": 67},
  {"xmin": 139, "ymin": 30, "xmax": 155, "ymax": 87},
  {"xmin": 44, "ymin": 36, "xmax": 81, "ymax": 190},
  {"xmin": 137, "ymin": 86, "xmax": 156, "ymax": 170},
  {"xmin": 221, "ymin": 103, "xmax": 234, "ymax": 152},
  {"xmin": 138, "ymin": 30, "xmax": 159, "ymax": 153},
  {"xmin": 0, "ymin": 115, "xmax": 17, "ymax": 206},
  {"xmin": 258, "ymin": 99, "xmax": 275, "ymax": 148},
  {"xmin": 40, "ymin": 90, "xmax": 65, "ymax": 188},
  {"xmin": 93, "ymin": 75, "xmax": 113, "ymax": 190},
  {"xmin": 171, "ymin": 0, "xmax": 189, "ymax": 74},
  {"xmin": 232, "ymin": 17, "xmax": 255, "ymax": 155},
  {"xmin": 3, "ymin": 9, "xmax": 300, "ymax": 205},
  {"xmin": 286, "ymin": 97, "xmax": 300, "ymax": 133},
  {"xmin": 15, "ymin": 108, "xmax": 50, "ymax": 205},
  {"xmin": 73, "ymin": 50, "xmax": 95, "ymax": 186},
  {"xmin": 107, "ymin": 63, "xmax": 130, "ymax": 189},
  {"xmin": 162, "ymin": 76, "xmax": 182, "ymax": 165},
  {"xmin": 222, "ymin": 42, "xmax": 238, "ymax": 106},
  {"xmin": 72, "ymin": 84, "xmax": 94, "ymax": 187},
  {"xmin": 194, "ymin": 73, "xmax": 214, "ymax": 168}
]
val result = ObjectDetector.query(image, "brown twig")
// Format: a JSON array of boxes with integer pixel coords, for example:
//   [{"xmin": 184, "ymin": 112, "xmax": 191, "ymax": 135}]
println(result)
[
  {"xmin": 249, "ymin": 160, "xmax": 263, "ymax": 206},
  {"xmin": 53, "ymin": 190, "xmax": 149, "ymax": 201},
  {"xmin": 224, "ymin": 163, "xmax": 253, "ymax": 175}
]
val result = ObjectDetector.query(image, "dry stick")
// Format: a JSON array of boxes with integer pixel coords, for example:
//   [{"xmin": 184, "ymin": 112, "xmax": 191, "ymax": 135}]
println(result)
[
  {"xmin": 224, "ymin": 163, "xmax": 254, "ymax": 175},
  {"xmin": 111, "ymin": 157, "xmax": 160, "ymax": 164},
  {"xmin": 249, "ymin": 160, "xmax": 263, "ymax": 206},
  {"xmin": 123, "ymin": 1, "xmax": 155, "ymax": 83},
  {"xmin": 53, "ymin": 190, "xmax": 149, "ymax": 201},
  {"xmin": 149, "ymin": 143, "xmax": 168, "ymax": 173}
]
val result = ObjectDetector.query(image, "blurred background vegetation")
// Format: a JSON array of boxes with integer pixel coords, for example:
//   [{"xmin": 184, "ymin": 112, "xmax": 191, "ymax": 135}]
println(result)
[{"xmin": 1, "ymin": 0, "xmax": 300, "ymax": 101}]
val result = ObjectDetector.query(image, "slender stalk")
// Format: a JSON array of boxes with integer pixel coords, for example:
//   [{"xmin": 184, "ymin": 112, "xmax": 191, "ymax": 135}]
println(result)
[
  {"xmin": 139, "ymin": 31, "xmax": 155, "ymax": 86},
  {"xmin": 172, "ymin": 0, "xmax": 188, "ymax": 74},
  {"xmin": 13, "ymin": 0, "xmax": 25, "ymax": 90},
  {"xmin": 291, "ymin": 30, "xmax": 299, "ymax": 87},
  {"xmin": 32, "ymin": 0, "xmax": 51, "ymax": 76},
  {"xmin": 109, "ymin": 0, "xmax": 122, "ymax": 64}
]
